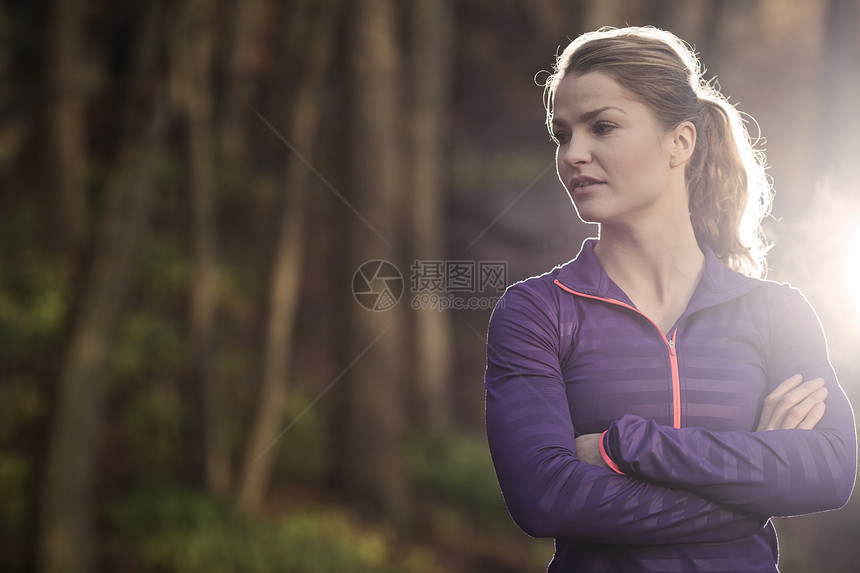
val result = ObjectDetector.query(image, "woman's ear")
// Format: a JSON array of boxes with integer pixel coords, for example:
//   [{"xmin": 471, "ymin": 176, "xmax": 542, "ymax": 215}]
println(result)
[{"xmin": 669, "ymin": 121, "xmax": 696, "ymax": 168}]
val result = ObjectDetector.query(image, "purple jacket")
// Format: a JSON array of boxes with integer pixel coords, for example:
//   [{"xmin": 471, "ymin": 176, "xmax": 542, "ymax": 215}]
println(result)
[{"xmin": 485, "ymin": 239, "xmax": 856, "ymax": 572}]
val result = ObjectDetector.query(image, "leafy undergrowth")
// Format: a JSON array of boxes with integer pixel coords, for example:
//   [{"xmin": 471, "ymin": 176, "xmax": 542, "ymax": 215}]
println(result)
[
  {"xmin": 104, "ymin": 432, "xmax": 552, "ymax": 573},
  {"xmin": 106, "ymin": 486, "xmax": 439, "ymax": 573}
]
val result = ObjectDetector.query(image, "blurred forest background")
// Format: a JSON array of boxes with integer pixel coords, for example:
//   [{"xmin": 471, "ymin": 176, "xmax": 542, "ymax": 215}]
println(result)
[{"xmin": 2, "ymin": 0, "xmax": 860, "ymax": 571}]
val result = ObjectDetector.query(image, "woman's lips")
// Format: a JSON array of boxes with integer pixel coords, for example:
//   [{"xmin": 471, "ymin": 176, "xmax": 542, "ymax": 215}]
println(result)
[{"xmin": 570, "ymin": 177, "xmax": 604, "ymax": 195}]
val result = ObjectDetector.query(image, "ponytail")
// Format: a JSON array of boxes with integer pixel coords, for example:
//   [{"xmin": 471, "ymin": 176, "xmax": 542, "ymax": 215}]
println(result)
[{"xmin": 687, "ymin": 96, "xmax": 771, "ymax": 277}]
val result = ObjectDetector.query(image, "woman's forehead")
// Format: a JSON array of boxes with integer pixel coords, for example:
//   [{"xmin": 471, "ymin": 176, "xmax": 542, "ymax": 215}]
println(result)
[{"xmin": 553, "ymin": 73, "xmax": 641, "ymax": 120}]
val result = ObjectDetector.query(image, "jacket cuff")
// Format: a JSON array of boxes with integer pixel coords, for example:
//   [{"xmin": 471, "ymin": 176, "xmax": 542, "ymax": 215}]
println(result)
[{"xmin": 600, "ymin": 430, "xmax": 625, "ymax": 475}]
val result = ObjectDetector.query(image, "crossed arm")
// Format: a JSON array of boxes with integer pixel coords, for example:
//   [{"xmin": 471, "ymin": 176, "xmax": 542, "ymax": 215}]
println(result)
[
  {"xmin": 584, "ymin": 286, "xmax": 856, "ymax": 518},
  {"xmin": 576, "ymin": 373, "xmax": 829, "ymax": 468},
  {"xmin": 485, "ymin": 283, "xmax": 856, "ymax": 544}
]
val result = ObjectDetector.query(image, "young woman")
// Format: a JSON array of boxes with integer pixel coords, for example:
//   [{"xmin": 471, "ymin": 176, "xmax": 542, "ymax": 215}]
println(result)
[{"xmin": 485, "ymin": 27, "xmax": 856, "ymax": 572}]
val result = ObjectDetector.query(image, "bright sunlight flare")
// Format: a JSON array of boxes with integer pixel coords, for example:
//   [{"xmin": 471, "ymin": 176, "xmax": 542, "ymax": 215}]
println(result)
[
  {"xmin": 840, "ymin": 220, "xmax": 860, "ymax": 328},
  {"xmin": 766, "ymin": 179, "xmax": 860, "ymax": 383}
]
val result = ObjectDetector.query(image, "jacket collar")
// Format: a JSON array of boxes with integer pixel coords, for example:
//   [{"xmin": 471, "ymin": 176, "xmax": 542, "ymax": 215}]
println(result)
[{"xmin": 554, "ymin": 238, "xmax": 762, "ymax": 312}]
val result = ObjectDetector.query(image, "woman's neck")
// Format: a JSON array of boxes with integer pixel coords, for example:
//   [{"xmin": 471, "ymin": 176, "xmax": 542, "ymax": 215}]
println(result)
[{"xmin": 593, "ymin": 220, "xmax": 705, "ymax": 331}]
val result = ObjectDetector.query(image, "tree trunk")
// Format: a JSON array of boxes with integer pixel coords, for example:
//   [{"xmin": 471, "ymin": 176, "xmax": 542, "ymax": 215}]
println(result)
[
  {"xmin": 45, "ymin": 0, "xmax": 86, "ymax": 263},
  {"xmin": 37, "ymin": 52, "xmax": 168, "ymax": 573},
  {"xmin": 531, "ymin": 0, "xmax": 571, "ymax": 40},
  {"xmin": 235, "ymin": 0, "xmax": 340, "ymax": 512},
  {"xmin": 167, "ymin": 0, "xmax": 232, "ymax": 494},
  {"xmin": 343, "ymin": 0, "xmax": 408, "ymax": 524},
  {"xmin": 219, "ymin": 0, "xmax": 272, "ymax": 167},
  {"xmin": 583, "ymin": 0, "xmax": 643, "ymax": 30},
  {"xmin": 661, "ymin": 0, "xmax": 715, "ymax": 49},
  {"xmin": 407, "ymin": 0, "xmax": 454, "ymax": 432}
]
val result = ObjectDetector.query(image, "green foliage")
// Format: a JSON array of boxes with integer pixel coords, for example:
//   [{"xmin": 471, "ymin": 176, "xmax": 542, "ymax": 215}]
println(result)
[
  {"xmin": 274, "ymin": 391, "xmax": 331, "ymax": 484},
  {"xmin": 108, "ymin": 308, "xmax": 185, "ymax": 480},
  {"xmin": 137, "ymin": 232, "xmax": 191, "ymax": 302},
  {"xmin": 450, "ymin": 146, "xmax": 550, "ymax": 194},
  {"xmin": 407, "ymin": 432, "xmax": 511, "ymax": 529},
  {"xmin": 117, "ymin": 386, "xmax": 183, "ymax": 478},
  {"xmin": 0, "ymin": 259, "xmax": 67, "ymax": 344},
  {"xmin": 0, "ymin": 377, "xmax": 44, "ymax": 443},
  {"xmin": 0, "ymin": 212, "xmax": 70, "ymax": 362},
  {"xmin": 107, "ymin": 486, "xmax": 438, "ymax": 573},
  {"xmin": 109, "ymin": 310, "xmax": 184, "ymax": 384},
  {"xmin": 0, "ymin": 451, "xmax": 29, "ymax": 537},
  {"xmin": 0, "ymin": 380, "xmax": 41, "ymax": 540}
]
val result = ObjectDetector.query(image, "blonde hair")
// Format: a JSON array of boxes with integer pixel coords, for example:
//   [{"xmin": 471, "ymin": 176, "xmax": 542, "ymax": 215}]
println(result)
[{"xmin": 544, "ymin": 27, "xmax": 772, "ymax": 277}]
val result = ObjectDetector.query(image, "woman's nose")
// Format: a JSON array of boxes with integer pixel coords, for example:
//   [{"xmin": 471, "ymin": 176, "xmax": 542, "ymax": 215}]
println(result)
[{"xmin": 561, "ymin": 133, "xmax": 591, "ymax": 166}]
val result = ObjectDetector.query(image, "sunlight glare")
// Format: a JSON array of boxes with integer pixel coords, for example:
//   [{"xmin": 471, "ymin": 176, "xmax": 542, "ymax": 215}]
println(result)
[{"xmin": 840, "ymin": 221, "xmax": 860, "ymax": 331}]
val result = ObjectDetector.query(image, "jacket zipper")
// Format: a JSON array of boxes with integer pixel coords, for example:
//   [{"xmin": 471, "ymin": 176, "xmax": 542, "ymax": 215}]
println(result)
[
  {"xmin": 667, "ymin": 331, "xmax": 680, "ymax": 428},
  {"xmin": 554, "ymin": 279, "xmax": 683, "ymax": 429}
]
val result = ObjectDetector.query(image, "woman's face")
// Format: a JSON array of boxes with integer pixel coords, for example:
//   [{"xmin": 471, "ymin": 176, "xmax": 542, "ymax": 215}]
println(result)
[{"xmin": 551, "ymin": 72, "xmax": 684, "ymax": 228}]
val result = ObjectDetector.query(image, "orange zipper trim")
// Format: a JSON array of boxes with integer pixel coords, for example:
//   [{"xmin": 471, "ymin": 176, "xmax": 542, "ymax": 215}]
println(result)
[
  {"xmin": 668, "ymin": 330, "xmax": 680, "ymax": 428},
  {"xmin": 554, "ymin": 279, "xmax": 682, "ymax": 429}
]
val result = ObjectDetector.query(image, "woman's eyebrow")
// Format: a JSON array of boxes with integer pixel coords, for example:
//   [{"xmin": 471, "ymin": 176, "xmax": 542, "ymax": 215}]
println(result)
[
  {"xmin": 552, "ymin": 105, "xmax": 627, "ymax": 128},
  {"xmin": 579, "ymin": 105, "xmax": 626, "ymax": 123}
]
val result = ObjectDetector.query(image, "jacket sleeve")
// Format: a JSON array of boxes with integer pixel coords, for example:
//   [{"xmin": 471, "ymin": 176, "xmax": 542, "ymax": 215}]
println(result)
[
  {"xmin": 485, "ymin": 283, "xmax": 767, "ymax": 543},
  {"xmin": 601, "ymin": 284, "xmax": 857, "ymax": 518}
]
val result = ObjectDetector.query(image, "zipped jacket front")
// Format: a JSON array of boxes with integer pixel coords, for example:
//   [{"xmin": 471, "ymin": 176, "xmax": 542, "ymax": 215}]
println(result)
[{"xmin": 485, "ymin": 239, "xmax": 856, "ymax": 572}]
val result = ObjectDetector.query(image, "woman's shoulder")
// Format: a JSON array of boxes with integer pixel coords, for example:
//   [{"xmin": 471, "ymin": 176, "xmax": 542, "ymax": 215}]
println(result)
[
  {"xmin": 749, "ymin": 275, "xmax": 809, "ymax": 302},
  {"xmin": 490, "ymin": 259, "xmax": 585, "ymax": 325},
  {"xmin": 498, "ymin": 259, "xmax": 582, "ymax": 308},
  {"xmin": 704, "ymin": 253, "xmax": 809, "ymax": 309},
  {"xmin": 505, "ymin": 264, "xmax": 565, "ymax": 293},
  {"xmin": 735, "ymin": 274, "xmax": 818, "ymax": 320}
]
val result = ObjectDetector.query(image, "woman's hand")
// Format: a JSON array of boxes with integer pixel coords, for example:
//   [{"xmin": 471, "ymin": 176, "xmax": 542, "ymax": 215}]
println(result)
[
  {"xmin": 756, "ymin": 374, "xmax": 827, "ymax": 431},
  {"xmin": 575, "ymin": 433, "xmax": 609, "ymax": 468}
]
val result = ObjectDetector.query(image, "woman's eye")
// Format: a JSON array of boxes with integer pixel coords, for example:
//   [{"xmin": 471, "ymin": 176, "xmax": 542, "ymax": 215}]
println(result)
[
  {"xmin": 552, "ymin": 132, "xmax": 570, "ymax": 145},
  {"xmin": 592, "ymin": 121, "xmax": 616, "ymax": 136}
]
